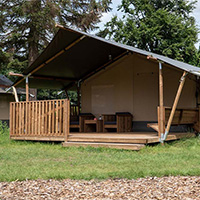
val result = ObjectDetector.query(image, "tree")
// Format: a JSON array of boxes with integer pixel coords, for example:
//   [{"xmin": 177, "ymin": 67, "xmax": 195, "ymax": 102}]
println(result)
[
  {"xmin": 99, "ymin": 0, "xmax": 199, "ymax": 63},
  {"xmin": 0, "ymin": 0, "xmax": 111, "ymax": 70},
  {"xmin": 0, "ymin": 0, "xmax": 111, "ymax": 100}
]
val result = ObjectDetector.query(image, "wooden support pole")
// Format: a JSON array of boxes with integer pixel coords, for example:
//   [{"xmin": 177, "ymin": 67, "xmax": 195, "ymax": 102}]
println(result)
[
  {"xmin": 26, "ymin": 77, "xmax": 29, "ymax": 102},
  {"xmin": 163, "ymin": 71, "xmax": 187, "ymax": 141},
  {"xmin": 9, "ymin": 72, "xmax": 77, "ymax": 82},
  {"xmin": 158, "ymin": 62, "xmax": 164, "ymax": 137}
]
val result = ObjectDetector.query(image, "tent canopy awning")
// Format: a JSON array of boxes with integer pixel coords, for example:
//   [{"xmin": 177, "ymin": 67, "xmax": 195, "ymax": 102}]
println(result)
[{"xmin": 13, "ymin": 25, "xmax": 200, "ymax": 90}]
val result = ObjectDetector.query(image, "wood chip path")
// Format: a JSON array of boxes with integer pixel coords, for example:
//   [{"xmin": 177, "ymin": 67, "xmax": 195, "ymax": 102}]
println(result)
[{"xmin": 0, "ymin": 176, "xmax": 199, "ymax": 199}]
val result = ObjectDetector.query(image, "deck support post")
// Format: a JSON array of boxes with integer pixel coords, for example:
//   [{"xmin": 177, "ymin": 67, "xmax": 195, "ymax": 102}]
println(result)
[
  {"xmin": 158, "ymin": 62, "xmax": 164, "ymax": 138},
  {"xmin": 160, "ymin": 71, "xmax": 188, "ymax": 143},
  {"xmin": 26, "ymin": 76, "xmax": 29, "ymax": 102},
  {"xmin": 77, "ymin": 81, "xmax": 81, "ymax": 115}
]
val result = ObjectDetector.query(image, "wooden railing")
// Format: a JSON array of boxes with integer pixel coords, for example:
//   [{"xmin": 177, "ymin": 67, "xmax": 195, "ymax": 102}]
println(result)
[
  {"xmin": 148, "ymin": 107, "xmax": 200, "ymax": 134},
  {"xmin": 164, "ymin": 107, "xmax": 199, "ymax": 126},
  {"xmin": 10, "ymin": 99, "xmax": 70, "ymax": 141},
  {"xmin": 158, "ymin": 106, "xmax": 200, "ymax": 134}
]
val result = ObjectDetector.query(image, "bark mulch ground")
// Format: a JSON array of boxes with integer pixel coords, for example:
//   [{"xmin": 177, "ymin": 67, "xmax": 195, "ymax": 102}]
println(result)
[{"xmin": 0, "ymin": 176, "xmax": 200, "ymax": 199}]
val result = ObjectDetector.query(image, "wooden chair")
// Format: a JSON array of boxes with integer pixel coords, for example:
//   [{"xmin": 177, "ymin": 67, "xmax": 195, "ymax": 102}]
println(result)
[
  {"xmin": 70, "ymin": 113, "xmax": 94, "ymax": 132},
  {"xmin": 102, "ymin": 112, "xmax": 133, "ymax": 132}
]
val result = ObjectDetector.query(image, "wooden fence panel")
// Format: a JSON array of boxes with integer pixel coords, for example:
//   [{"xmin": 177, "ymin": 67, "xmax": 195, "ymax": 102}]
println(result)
[{"xmin": 10, "ymin": 99, "xmax": 70, "ymax": 141}]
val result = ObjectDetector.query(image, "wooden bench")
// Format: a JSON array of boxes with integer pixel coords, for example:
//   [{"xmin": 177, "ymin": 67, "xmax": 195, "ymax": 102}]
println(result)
[
  {"xmin": 70, "ymin": 113, "xmax": 94, "ymax": 132},
  {"xmin": 148, "ymin": 107, "xmax": 200, "ymax": 133},
  {"xmin": 102, "ymin": 112, "xmax": 133, "ymax": 132}
]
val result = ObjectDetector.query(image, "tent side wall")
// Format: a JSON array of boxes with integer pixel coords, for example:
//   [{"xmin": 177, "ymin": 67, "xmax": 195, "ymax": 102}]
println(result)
[{"xmin": 81, "ymin": 54, "xmax": 196, "ymax": 129}]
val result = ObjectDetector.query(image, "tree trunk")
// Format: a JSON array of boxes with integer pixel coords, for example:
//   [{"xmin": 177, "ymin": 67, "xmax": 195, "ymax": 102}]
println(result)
[
  {"xmin": 28, "ymin": 0, "xmax": 41, "ymax": 66},
  {"xmin": 27, "ymin": 0, "xmax": 41, "ymax": 100},
  {"xmin": 28, "ymin": 38, "xmax": 39, "ymax": 65}
]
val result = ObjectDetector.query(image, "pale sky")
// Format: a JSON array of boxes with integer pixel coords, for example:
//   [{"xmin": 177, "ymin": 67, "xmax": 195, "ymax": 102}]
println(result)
[{"xmin": 97, "ymin": 0, "xmax": 200, "ymax": 48}]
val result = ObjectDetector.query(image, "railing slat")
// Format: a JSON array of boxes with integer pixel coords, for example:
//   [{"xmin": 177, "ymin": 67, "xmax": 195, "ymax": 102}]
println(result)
[
  {"xmin": 48, "ymin": 101, "xmax": 51, "ymax": 134},
  {"xmin": 10, "ymin": 103, "xmax": 12, "ymax": 135},
  {"xmin": 31, "ymin": 102, "xmax": 34, "ymax": 135},
  {"xmin": 38, "ymin": 102, "xmax": 41, "ymax": 135},
  {"xmin": 28, "ymin": 102, "xmax": 31, "ymax": 135},
  {"xmin": 35, "ymin": 102, "xmax": 38, "ymax": 135},
  {"xmin": 42, "ymin": 101, "xmax": 44, "ymax": 134},
  {"xmin": 52, "ymin": 100, "xmax": 55, "ymax": 135},
  {"xmin": 56, "ymin": 100, "xmax": 59, "ymax": 134},
  {"xmin": 59, "ymin": 100, "xmax": 63, "ymax": 134},
  {"xmin": 22, "ymin": 102, "xmax": 24, "ymax": 135}
]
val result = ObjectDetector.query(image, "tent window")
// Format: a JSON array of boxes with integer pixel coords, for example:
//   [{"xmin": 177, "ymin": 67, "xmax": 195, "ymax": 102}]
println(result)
[{"xmin": 91, "ymin": 85, "xmax": 114, "ymax": 115}]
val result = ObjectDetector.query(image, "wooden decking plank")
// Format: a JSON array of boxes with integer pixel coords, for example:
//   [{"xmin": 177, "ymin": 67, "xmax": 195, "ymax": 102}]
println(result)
[
  {"xmin": 63, "ymin": 142, "xmax": 145, "ymax": 150},
  {"xmin": 147, "ymin": 132, "xmax": 196, "ymax": 143},
  {"xmin": 68, "ymin": 137, "xmax": 148, "ymax": 144},
  {"xmin": 10, "ymin": 136, "xmax": 64, "ymax": 141}
]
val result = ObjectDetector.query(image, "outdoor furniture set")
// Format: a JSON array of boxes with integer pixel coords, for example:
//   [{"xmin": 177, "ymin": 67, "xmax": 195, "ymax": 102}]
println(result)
[{"xmin": 70, "ymin": 112, "xmax": 133, "ymax": 133}]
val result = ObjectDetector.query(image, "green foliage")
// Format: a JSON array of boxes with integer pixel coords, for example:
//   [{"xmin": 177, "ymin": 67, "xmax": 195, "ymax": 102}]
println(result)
[
  {"xmin": 190, "ymin": 48, "xmax": 200, "ymax": 67},
  {"xmin": 99, "ymin": 0, "xmax": 199, "ymax": 63},
  {"xmin": 37, "ymin": 89, "xmax": 66, "ymax": 100},
  {"xmin": 37, "ymin": 89, "xmax": 77, "ymax": 102},
  {"xmin": 0, "ymin": 121, "xmax": 9, "ymax": 135},
  {"xmin": 0, "ymin": 0, "xmax": 111, "ymax": 76},
  {"xmin": 0, "ymin": 133, "xmax": 200, "ymax": 181},
  {"xmin": 0, "ymin": 0, "xmax": 111, "ymax": 99}
]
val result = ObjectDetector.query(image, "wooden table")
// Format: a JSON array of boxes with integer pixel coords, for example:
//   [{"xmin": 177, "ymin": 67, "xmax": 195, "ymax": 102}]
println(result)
[{"xmin": 84, "ymin": 120, "xmax": 103, "ymax": 132}]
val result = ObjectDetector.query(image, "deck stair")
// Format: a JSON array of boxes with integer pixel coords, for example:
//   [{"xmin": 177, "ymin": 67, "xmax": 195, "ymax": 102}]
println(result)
[
  {"xmin": 63, "ymin": 142, "xmax": 145, "ymax": 150},
  {"xmin": 67, "ymin": 133, "xmax": 158, "ymax": 144},
  {"xmin": 62, "ymin": 132, "xmax": 196, "ymax": 150}
]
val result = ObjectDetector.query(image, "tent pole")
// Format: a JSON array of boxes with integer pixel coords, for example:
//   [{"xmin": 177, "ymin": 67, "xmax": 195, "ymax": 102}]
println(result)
[
  {"xmin": 26, "ymin": 76, "xmax": 29, "ymax": 102},
  {"xmin": 160, "ymin": 71, "xmax": 188, "ymax": 143},
  {"xmin": 158, "ymin": 62, "xmax": 164, "ymax": 139},
  {"xmin": 77, "ymin": 82, "xmax": 81, "ymax": 115}
]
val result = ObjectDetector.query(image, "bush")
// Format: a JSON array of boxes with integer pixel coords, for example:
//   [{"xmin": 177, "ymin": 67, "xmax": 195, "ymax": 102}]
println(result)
[{"xmin": 0, "ymin": 121, "xmax": 9, "ymax": 134}]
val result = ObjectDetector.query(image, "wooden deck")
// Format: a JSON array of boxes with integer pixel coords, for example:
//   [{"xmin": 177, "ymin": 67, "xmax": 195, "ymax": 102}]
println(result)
[
  {"xmin": 11, "ymin": 131, "xmax": 195, "ymax": 150},
  {"xmin": 63, "ymin": 132, "xmax": 196, "ymax": 150}
]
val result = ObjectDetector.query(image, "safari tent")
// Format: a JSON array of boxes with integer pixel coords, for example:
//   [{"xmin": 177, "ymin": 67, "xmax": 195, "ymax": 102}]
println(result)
[{"xmin": 9, "ymin": 25, "xmax": 200, "ymax": 150}]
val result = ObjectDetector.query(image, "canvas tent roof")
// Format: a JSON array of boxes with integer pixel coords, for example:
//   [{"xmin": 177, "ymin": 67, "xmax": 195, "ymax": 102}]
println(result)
[{"xmin": 13, "ymin": 25, "xmax": 200, "ymax": 90}]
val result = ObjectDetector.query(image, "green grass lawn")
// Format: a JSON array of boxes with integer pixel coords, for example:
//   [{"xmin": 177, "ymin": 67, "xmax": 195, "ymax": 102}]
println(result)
[{"xmin": 0, "ymin": 126, "xmax": 200, "ymax": 182}]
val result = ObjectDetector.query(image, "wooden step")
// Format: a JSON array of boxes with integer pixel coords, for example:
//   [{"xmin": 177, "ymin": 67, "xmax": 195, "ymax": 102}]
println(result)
[
  {"xmin": 68, "ymin": 135, "xmax": 148, "ymax": 144},
  {"xmin": 147, "ymin": 123, "xmax": 159, "ymax": 132},
  {"xmin": 63, "ymin": 142, "xmax": 145, "ymax": 150}
]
